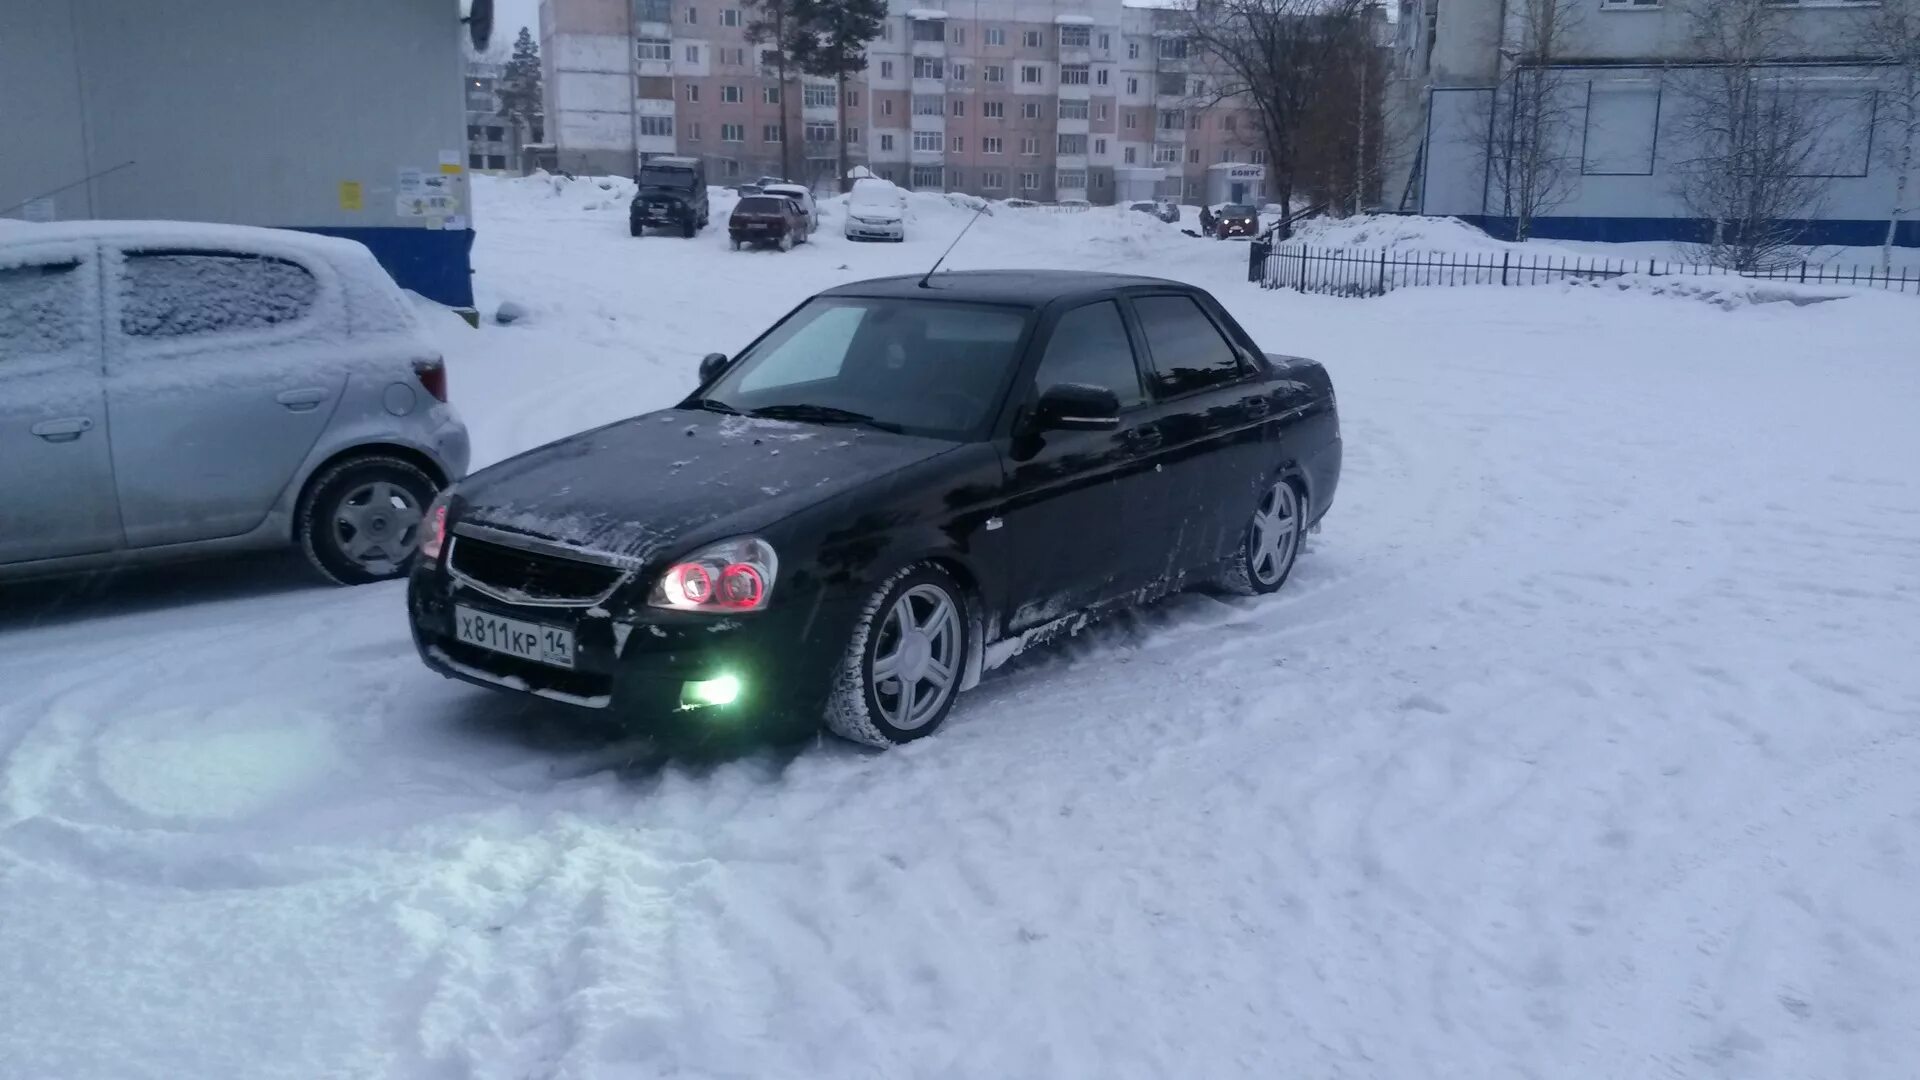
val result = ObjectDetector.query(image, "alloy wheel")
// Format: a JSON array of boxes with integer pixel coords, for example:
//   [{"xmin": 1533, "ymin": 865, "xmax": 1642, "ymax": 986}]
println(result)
[
  {"xmin": 870, "ymin": 583, "xmax": 962, "ymax": 731},
  {"xmin": 1249, "ymin": 481, "xmax": 1301, "ymax": 587},
  {"xmin": 331, "ymin": 481, "xmax": 424, "ymax": 577}
]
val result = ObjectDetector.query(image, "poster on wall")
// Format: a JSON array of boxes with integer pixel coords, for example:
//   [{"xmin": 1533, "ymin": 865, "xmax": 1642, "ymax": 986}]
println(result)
[{"xmin": 396, "ymin": 167, "xmax": 460, "ymax": 218}]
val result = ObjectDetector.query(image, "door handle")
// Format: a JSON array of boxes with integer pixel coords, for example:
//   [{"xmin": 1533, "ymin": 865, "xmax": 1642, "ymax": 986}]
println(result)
[
  {"xmin": 276, "ymin": 388, "xmax": 329, "ymax": 412},
  {"xmin": 30, "ymin": 417, "xmax": 93, "ymax": 442}
]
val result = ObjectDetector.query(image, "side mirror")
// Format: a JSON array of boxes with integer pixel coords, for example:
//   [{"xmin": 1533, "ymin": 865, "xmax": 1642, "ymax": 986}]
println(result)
[
  {"xmin": 1032, "ymin": 383, "xmax": 1121, "ymax": 432},
  {"xmin": 698, "ymin": 352, "xmax": 731, "ymax": 383}
]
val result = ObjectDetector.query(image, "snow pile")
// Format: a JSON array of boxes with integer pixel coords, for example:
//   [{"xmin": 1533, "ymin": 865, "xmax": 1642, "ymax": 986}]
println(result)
[
  {"xmin": 3, "ymin": 170, "xmax": 1919, "ymax": 1080},
  {"xmin": 525, "ymin": 171, "xmax": 636, "ymax": 212},
  {"xmin": 1289, "ymin": 212, "xmax": 1517, "ymax": 253}
]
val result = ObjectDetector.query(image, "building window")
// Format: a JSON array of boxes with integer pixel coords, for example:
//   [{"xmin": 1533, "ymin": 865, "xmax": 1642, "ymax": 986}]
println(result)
[
  {"xmin": 1060, "ymin": 65, "xmax": 1089, "ymax": 85},
  {"xmin": 951, "ymin": 99, "xmax": 966, "ymax": 117},
  {"xmin": 949, "ymin": 25, "xmax": 966, "ymax": 45},
  {"xmin": 1020, "ymin": 65, "xmax": 1043, "ymax": 84},
  {"xmin": 915, "ymin": 95, "xmax": 943, "ymax": 115},
  {"xmin": 847, "ymin": 90, "xmax": 859, "ymax": 106},
  {"xmin": 1223, "ymin": 114, "xmax": 1235, "ymax": 131},
  {"xmin": 1060, "ymin": 25, "xmax": 1089, "ymax": 47},
  {"xmin": 984, "ymin": 65, "xmax": 1005, "ymax": 83},
  {"xmin": 1157, "ymin": 72, "xmax": 1185, "ymax": 96},
  {"xmin": 805, "ymin": 84, "xmax": 837, "ymax": 108},
  {"xmin": 950, "ymin": 135, "xmax": 964, "ymax": 152},
  {"xmin": 637, "ymin": 38, "xmax": 672, "ymax": 61},
  {"xmin": 1020, "ymin": 171, "xmax": 1039, "ymax": 190},
  {"xmin": 880, "ymin": 133, "xmax": 895, "ymax": 150},
  {"xmin": 983, "ymin": 136, "xmax": 1003, "ymax": 153},
  {"xmin": 912, "ymin": 165, "xmax": 944, "ymax": 187},
  {"xmin": 846, "ymin": 125, "xmax": 860, "ymax": 143},
  {"xmin": 1127, "ymin": 76, "xmax": 1139, "ymax": 95},
  {"xmin": 1187, "ymin": 148, "xmax": 1200, "ymax": 163},
  {"xmin": 1096, "ymin": 68, "xmax": 1109, "ymax": 86},
  {"xmin": 881, "ymin": 22, "xmax": 892, "ymax": 40},
  {"xmin": 983, "ymin": 100, "xmax": 1004, "ymax": 119},
  {"xmin": 637, "ymin": 0, "xmax": 670, "ymax": 20},
  {"xmin": 722, "ymin": 84, "xmax": 742, "ymax": 103},
  {"xmin": 913, "ymin": 19, "xmax": 945, "ymax": 42},
  {"xmin": 688, "ymin": 121, "xmax": 702, "ymax": 140},
  {"xmin": 488, "ymin": 154, "xmax": 508, "ymax": 169},
  {"xmin": 1127, "ymin": 41, "xmax": 1140, "ymax": 59},
  {"xmin": 1124, "ymin": 111, "xmax": 1136, "ymax": 129},
  {"xmin": 1057, "ymin": 169, "xmax": 1085, "ymax": 189},
  {"xmin": 914, "ymin": 56, "xmax": 944, "ymax": 79},
  {"xmin": 1022, "ymin": 30, "xmax": 1042, "ymax": 48},
  {"xmin": 468, "ymin": 153, "xmax": 485, "ymax": 168},
  {"xmin": 1219, "ymin": 149, "xmax": 1233, "ymax": 162},
  {"xmin": 1096, "ymin": 103, "xmax": 1109, "ymax": 120},
  {"xmin": 913, "ymin": 130, "xmax": 941, "ymax": 151},
  {"xmin": 1020, "ymin": 136, "xmax": 1038, "ymax": 155},
  {"xmin": 1160, "ymin": 38, "xmax": 1188, "ymax": 59},
  {"xmin": 883, "ymin": 98, "xmax": 894, "ymax": 116},
  {"xmin": 983, "ymin": 170, "xmax": 1005, "ymax": 188},
  {"xmin": 1155, "ymin": 145, "xmax": 1179, "ymax": 163},
  {"xmin": 1189, "ymin": 78, "xmax": 1208, "ymax": 97},
  {"xmin": 686, "ymin": 44, "xmax": 700, "ymax": 62},
  {"xmin": 721, "ymin": 7, "xmax": 740, "ymax": 25},
  {"xmin": 806, "ymin": 121, "xmax": 836, "ymax": 143},
  {"xmin": 723, "ymin": 159, "xmax": 740, "ymax": 177},
  {"xmin": 764, "ymin": 85, "xmax": 781, "ymax": 104},
  {"xmin": 1250, "ymin": 148, "xmax": 1266, "ymax": 164},
  {"xmin": 1098, "ymin": 32, "xmax": 1110, "ymax": 51},
  {"xmin": 881, "ymin": 61, "xmax": 894, "ymax": 78},
  {"xmin": 1159, "ymin": 110, "xmax": 1184, "ymax": 130},
  {"xmin": 951, "ymin": 63, "xmax": 968, "ymax": 82},
  {"xmin": 762, "ymin": 123, "xmax": 782, "ymax": 142},
  {"xmin": 986, "ymin": 27, "xmax": 1005, "ymax": 45},
  {"xmin": 949, "ymin": 169, "xmax": 965, "ymax": 187},
  {"xmin": 760, "ymin": 49, "xmax": 780, "ymax": 71},
  {"xmin": 1095, "ymin": 137, "xmax": 1107, "ymax": 155},
  {"xmin": 1023, "ymin": 101, "xmax": 1040, "ymax": 119},
  {"xmin": 466, "ymin": 124, "xmax": 482, "ymax": 140},
  {"xmin": 879, "ymin": 167, "xmax": 895, "ymax": 181},
  {"xmin": 1058, "ymin": 134, "xmax": 1087, "ymax": 154},
  {"xmin": 722, "ymin": 123, "xmax": 745, "ymax": 142},
  {"xmin": 685, "ymin": 83, "xmax": 700, "ymax": 102},
  {"xmin": 723, "ymin": 47, "xmax": 744, "ymax": 64},
  {"xmin": 1059, "ymin": 99, "xmax": 1088, "ymax": 120},
  {"xmin": 1123, "ymin": 146, "xmax": 1136, "ymax": 164},
  {"xmin": 640, "ymin": 115, "xmax": 675, "ymax": 136},
  {"xmin": 684, "ymin": 5, "xmax": 697, "ymax": 23}
]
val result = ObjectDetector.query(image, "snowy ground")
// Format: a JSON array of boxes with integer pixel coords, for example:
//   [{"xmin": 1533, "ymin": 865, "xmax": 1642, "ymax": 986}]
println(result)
[{"xmin": 3, "ymin": 175, "xmax": 1918, "ymax": 1079}]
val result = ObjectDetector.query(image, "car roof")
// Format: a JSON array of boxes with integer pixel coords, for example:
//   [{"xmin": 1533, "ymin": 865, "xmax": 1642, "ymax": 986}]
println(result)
[
  {"xmin": 820, "ymin": 269, "xmax": 1193, "ymax": 307},
  {"xmin": 761, "ymin": 183, "xmax": 808, "ymax": 195},
  {"xmin": 645, "ymin": 156, "xmax": 701, "ymax": 168},
  {"xmin": 0, "ymin": 219, "xmax": 372, "ymax": 260}
]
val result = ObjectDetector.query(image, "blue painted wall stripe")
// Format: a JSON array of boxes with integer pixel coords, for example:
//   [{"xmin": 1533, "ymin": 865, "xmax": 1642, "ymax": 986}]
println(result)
[
  {"xmin": 293, "ymin": 225, "xmax": 475, "ymax": 309},
  {"xmin": 1459, "ymin": 216, "xmax": 1920, "ymax": 249}
]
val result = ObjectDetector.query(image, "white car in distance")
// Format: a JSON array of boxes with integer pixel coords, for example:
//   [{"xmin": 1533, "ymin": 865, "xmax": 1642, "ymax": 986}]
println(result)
[{"xmin": 843, "ymin": 177, "xmax": 906, "ymax": 242}]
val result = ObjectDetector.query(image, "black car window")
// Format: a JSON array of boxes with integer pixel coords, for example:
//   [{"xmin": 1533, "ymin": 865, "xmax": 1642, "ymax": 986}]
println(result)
[
  {"xmin": 1031, "ymin": 300, "xmax": 1144, "ymax": 409},
  {"xmin": 119, "ymin": 250, "xmax": 318, "ymax": 339},
  {"xmin": 735, "ymin": 196, "xmax": 789, "ymax": 214},
  {"xmin": 1133, "ymin": 294, "xmax": 1246, "ymax": 397}
]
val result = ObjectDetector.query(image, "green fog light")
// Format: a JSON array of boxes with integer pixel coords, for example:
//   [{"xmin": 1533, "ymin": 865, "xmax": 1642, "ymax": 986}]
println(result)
[{"xmin": 683, "ymin": 674, "xmax": 742, "ymax": 708}]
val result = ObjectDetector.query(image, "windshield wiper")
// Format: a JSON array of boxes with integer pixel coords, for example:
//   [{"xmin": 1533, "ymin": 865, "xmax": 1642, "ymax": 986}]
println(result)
[
  {"xmin": 687, "ymin": 397, "xmax": 742, "ymax": 415},
  {"xmin": 748, "ymin": 403, "xmax": 903, "ymax": 432}
]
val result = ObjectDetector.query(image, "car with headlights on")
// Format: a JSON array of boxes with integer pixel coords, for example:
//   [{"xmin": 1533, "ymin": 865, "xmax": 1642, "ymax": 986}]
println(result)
[
  {"xmin": 1213, "ymin": 204, "xmax": 1261, "ymax": 239},
  {"xmin": 407, "ymin": 270, "xmax": 1341, "ymax": 748}
]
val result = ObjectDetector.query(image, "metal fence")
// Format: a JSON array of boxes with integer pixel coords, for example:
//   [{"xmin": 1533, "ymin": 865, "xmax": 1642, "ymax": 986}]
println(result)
[{"xmin": 1250, "ymin": 242, "xmax": 1920, "ymax": 297}]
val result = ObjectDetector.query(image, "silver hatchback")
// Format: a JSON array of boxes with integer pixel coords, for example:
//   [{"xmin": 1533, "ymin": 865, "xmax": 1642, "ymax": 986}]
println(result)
[{"xmin": 0, "ymin": 221, "xmax": 469, "ymax": 585}]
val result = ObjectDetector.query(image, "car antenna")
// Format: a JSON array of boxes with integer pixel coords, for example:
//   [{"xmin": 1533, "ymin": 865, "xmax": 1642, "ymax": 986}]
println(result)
[{"xmin": 918, "ymin": 202, "xmax": 989, "ymax": 289}]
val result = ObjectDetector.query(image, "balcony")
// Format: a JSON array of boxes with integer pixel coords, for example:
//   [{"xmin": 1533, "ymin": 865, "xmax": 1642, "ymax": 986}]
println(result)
[
  {"xmin": 910, "ymin": 39, "xmax": 947, "ymax": 58},
  {"xmin": 909, "ymin": 112, "xmax": 947, "ymax": 133},
  {"xmin": 1056, "ymin": 80, "xmax": 1091, "ymax": 101},
  {"xmin": 911, "ymin": 76, "xmax": 947, "ymax": 97},
  {"xmin": 1056, "ymin": 116, "xmax": 1089, "ymax": 136},
  {"xmin": 1056, "ymin": 46, "xmax": 1091, "ymax": 66},
  {"xmin": 909, "ymin": 145, "xmax": 946, "ymax": 165}
]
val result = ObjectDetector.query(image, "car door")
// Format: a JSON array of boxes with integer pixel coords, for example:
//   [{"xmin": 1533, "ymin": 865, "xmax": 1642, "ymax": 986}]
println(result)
[
  {"xmin": 102, "ymin": 244, "xmax": 347, "ymax": 548},
  {"xmin": 984, "ymin": 298, "xmax": 1171, "ymax": 632},
  {"xmin": 1125, "ymin": 291, "xmax": 1278, "ymax": 578},
  {"xmin": 0, "ymin": 241, "xmax": 125, "ymax": 564}
]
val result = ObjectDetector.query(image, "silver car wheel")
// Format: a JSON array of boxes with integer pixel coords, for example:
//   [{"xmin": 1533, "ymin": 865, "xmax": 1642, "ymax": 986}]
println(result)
[
  {"xmin": 1249, "ymin": 481, "xmax": 1300, "ymax": 586},
  {"xmin": 331, "ymin": 480, "xmax": 424, "ymax": 576},
  {"xmin": 870, "ymin": 583, "xmax": 962, "ymax": 731}
]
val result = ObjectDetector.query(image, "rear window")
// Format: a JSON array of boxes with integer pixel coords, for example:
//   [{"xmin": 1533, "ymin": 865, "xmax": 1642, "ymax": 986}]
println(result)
[
  {"xmin": 736, "ymin": 197, "xmax": 788, "ymax": 214},
  {"xmin": 119, "ymin": 250, "xmax": 318, "ymax": 339}
]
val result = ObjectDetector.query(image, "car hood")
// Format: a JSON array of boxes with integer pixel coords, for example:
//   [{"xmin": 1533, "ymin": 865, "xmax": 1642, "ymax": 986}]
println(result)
[
  {"xmin": 848, "ymin": 203, "xmax": 903, "ymax": 221},
  {"xmin": 453, "ymin": 407, "xmax": 955, "ymax": 566}
]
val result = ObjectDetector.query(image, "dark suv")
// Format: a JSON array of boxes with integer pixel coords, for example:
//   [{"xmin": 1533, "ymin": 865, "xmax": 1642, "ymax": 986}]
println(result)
[{"xmin": 629, "ymin": 156, "xmax": 710, "ymax": 238}]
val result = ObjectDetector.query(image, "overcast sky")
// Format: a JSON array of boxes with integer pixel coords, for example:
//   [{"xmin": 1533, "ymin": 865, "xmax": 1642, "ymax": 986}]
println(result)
[{"xmin": 493, "ymin": 0, "xmax": 540, "ymax": 51}]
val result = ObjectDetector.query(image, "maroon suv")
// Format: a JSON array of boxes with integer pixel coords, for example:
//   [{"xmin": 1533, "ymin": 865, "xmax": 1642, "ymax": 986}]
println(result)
[{"xmin": 729, "ymin": 195, "xmax": 810, "ymax": 251}]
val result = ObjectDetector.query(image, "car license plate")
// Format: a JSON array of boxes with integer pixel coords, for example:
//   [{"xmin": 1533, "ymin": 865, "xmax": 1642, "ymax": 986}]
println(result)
[{"xmin": 454, "ymin": 605, "xmax": 576, "ymax": 669}]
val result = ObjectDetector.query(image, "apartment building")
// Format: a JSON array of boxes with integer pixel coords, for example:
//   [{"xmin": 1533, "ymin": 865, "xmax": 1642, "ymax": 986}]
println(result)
[
  {"xmin": 1390, "ymin": 0, "xmax": 1908, "ymax": 246},
  {"xmin": 540, "ymin": 0, "xmax": 1266, "ymax": 204}
]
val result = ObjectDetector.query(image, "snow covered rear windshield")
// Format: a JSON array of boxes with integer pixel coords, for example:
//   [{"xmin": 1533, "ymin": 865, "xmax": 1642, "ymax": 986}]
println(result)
[{"xmin": 698, "ymin": 296, "xmax": 1033, "ymax": 439}]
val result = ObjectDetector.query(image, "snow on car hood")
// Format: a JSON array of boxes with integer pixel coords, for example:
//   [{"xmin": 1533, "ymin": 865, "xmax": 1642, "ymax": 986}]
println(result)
[{"xmin": 452, "ymin": 406, "xmax": 955, "ymax": 565}]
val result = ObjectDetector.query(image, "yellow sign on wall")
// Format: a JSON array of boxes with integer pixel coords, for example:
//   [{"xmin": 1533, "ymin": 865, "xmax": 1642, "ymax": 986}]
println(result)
[{"xmin": 338, "ymin": 180, "xmax": 364, "ymax": 211}]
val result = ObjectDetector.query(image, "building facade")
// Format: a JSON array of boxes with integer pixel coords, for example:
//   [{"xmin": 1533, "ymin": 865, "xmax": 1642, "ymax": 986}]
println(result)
[
  {"xmin": 540, "ymin": 0, "xmax": 1267, "ymax": 204},
  {"xmin": 1389, "ymin": 0, "xmax": 1912, "ymax": 246}
]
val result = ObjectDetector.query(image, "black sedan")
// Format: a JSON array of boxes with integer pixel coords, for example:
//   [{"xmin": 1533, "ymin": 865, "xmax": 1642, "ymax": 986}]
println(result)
[{"xmin": 408, "ymin": 271, "xmax": 1342, "ymax": 749}]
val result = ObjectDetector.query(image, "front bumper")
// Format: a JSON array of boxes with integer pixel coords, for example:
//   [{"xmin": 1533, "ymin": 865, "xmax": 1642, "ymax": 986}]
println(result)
[
  {"xmin": 408, "ymin": 564, "xmax": 856, "ymax": 732},
  {"xmin": 1219, "ymin": 221, "xmax": 1257, "ymax": 238},
  {"xmin": 633, "ymin": 201, "xmax": 690, "ymax": 225},
  {"xmin": 844, "ymin": 219, "xmax": 903, "ymax": 240}
]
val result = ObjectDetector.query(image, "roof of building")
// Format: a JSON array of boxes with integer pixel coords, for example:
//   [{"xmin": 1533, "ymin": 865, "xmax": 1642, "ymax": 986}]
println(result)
[{"xmin": 822, "ymin": 269, "xmax": 1191, "ymax": 306}]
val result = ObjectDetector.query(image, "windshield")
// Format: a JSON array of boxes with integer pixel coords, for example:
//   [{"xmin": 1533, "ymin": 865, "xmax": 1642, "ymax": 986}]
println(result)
[
  {"xmin": 697, "ymin": 296, "xmax": 1032, "ymax": 439},
  {"xmin": 639, "ymin": 167, "xmax": 696, "ymax": 189},
  {"xmin": 1223, "ymin": 204, "xmax": 1257, "ymax": 217}
]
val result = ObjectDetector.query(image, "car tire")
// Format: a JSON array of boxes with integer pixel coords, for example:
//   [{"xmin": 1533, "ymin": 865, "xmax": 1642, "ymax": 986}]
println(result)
[
  {"xmin": 824, "ymin": 564, "xmax": 970, "ymax": 748},
  {"xmin": 1220, "ymin": 479, "xmax": 1306, "ymax": 597},
  {"xmin": 777, "ymin": 231, "xmax": 793, "ymax": 252},
  {"xmin": 682, "ymin": 216, "xmax": 696, "ymax": 238},
  {"xmin": 729, "ymin": 238, "xmax": 741, "ymax": 251},
  {"xmin": 629, "ymin": 220, "xmax": 642, "ymax": 237},
  {"xmin": 298, "ymin": 455, "xmax": 441, "ymax": 586}
]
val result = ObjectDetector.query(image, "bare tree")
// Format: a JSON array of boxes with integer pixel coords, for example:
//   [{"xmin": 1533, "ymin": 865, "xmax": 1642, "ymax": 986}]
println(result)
[
  {"xmin": 1480, "ymin": 0, "xmax": 1585, "ymax": 240},
  {"xmin": 1178, "ymin": 0, "xmax": 1374, "ymax": 237},
  {"xmin": 1852, "ymin": 0, "xmax": 1920, "ymax": 271},
  {"xmin": 1667, "ymin": 0, "xmax": 1837, "ymax": 270}
]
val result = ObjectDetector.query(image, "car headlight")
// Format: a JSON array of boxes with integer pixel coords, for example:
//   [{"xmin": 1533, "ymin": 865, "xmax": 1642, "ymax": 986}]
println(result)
[{"xmin": 648, "ymin": 536, "xmax": 778, "ymax": 613}]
